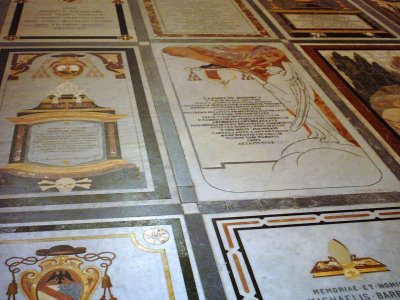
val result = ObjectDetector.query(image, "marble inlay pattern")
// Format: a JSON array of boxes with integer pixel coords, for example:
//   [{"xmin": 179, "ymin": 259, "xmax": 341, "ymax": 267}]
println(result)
[
  {"xmin": 0, "ymin": 47, "xmax": 176, "ymax": 207},
  {"xmin": 254, "ymin": 0, "xmax": 398, "ymax": 39},
  {"xmin": 140, "ymin": 0, "xmax": 274, "ymax": 38},
  {"xmin": 1, "ymin": 0, "xmax": 137, "ymax": 42},
  {"xmin": 0, "ymin": 0, "xmax": 398, "ymax": 299},
  {"xmin": 0, "ymin": 216, "xmax": 204, "ymax": 300},
  {"xmin": 205, "ymin": 207, "xmax": 400, "ymax": 300},
  {"xmin": 154, "ymin": 42, "xmax": 399, "ymax": 201},
  {"xmin": 299, "ymin": 44, "xmax": 400, "ymax": 157}
]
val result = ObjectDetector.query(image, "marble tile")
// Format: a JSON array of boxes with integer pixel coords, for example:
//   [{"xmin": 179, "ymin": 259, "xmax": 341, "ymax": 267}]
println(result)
[
  {"xmin": 0, "ymin": 1, "xmax": 398, "ymax": 298},
  {"xmin": 0, "ymin": 47, "xmax": 176, "ymax": 207},
  {"xmin": 153, "ymin": 42, "xmax": 399, "ymax": 202},
  {"xmin": 254, "ymin": 0, "xmax": 397, "ymax": 39},
  {"xmin": 299, "ymin": 44, "xmax": 400, "ymax": 160},
  {"xmin": 0, "ymin": 0, "xmax": 137, "ymax": 42},
  {"xmin": 204, "ymin": 205, "xmax": 400, "ymax": 300},
  {"xmin": 0, "ymin": 216, "xmax": 204, "ymax": 300},
  {"xmin": 182, "ymin": 203, "xmax": 200, "ymax": 214},
  {"xmin": 138, "ymin": 0, "xmax": 275, "ymax": 39}
]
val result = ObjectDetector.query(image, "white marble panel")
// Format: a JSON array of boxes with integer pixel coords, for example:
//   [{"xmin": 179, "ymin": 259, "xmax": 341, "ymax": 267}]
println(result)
[
  {"xmin": 205, "ymin": 206, "xmax": 400, "ymax": 300},
  {"xmin": 0, "ymin": 48, "xmax": 176, "ymax": 202},
  {"xmin": 153, "ymin": 43, "xmax": 399, "ymax": 201},
  {"xmin": 0, "ymin": 216, "xmax": 204, "ymax": 300},
  {"xmin": 139, "ymin": 0, "xmax": 274, "ymax": 38},
  {"xmin": 0, "ymin": 0, "xmax": 137, "ymax": 42}
]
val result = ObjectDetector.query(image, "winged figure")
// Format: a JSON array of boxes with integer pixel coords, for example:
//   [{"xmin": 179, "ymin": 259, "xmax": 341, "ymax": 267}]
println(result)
[
  {"xmin": 263, "ymin": 61, "xmax": 349, "ymax": 143},
  {"xmin": 162, "ymin": 45, "xmax": 353, "ymax": 145}
]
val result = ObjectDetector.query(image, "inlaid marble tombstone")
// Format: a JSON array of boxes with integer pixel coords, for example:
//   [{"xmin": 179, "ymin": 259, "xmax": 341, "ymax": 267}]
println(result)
[
  {"xmin": 256, "ymin": 0, "xmax": 396, "ymax": 38},
  {"xmin": 1, "ymin": 0, "xmax": 137, "ymax": 42},
  {"xmin": 154, "ymin": 43, "xmax": 399, "ymax": 201},
  {"xmin": 1, "ymin": 217, "xmax": 202, "ymax": 299},
  {"xmin": 3, "ymin": 79, "xmax": 135, "ymax": 193},
  {"xmin": 0, "ymin": 50, "xmax": 169, "ymax": 202}
]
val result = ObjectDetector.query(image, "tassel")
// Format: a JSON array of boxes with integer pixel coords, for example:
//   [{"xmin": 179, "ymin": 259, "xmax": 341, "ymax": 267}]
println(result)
[
  {"xmin": 6, "ymin": 279, "xmax": 17, "ymax": 300},
  {"xmin": 102, "ymin": 274, "xmax": 112, "ymax": 288},
  {"xmin": 100, "ymin": 274, "xmax": 117, "ymax": 300}
]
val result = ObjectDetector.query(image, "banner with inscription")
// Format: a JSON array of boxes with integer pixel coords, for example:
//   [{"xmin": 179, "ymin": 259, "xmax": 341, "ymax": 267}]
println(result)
[
  {"xmin": 0, "ymin": 48, "xmax": 172, "ymax": 205},
  {"xmin": 154, "ymin": 43, "xmax": 399, "ymax": 201},
  {"xmin": 1, "ymin": 0, "xmax": 136, "ymax": 42},
  {"xmin": 140, "ymin": 0, "xmax": 273, "ymax": 38},
  {"xmin": 255, "ymin": 0, "xmax": 395, "ymax": 38},
  {"xmin": 205, "ymin": 207, "xmax": 400, "ymax": 300}
]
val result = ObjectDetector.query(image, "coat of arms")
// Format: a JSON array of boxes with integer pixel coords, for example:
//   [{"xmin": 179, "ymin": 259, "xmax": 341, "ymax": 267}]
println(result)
[{"xmin": 5, "ymin": 245, "xmax": 117, "ymax": 300}]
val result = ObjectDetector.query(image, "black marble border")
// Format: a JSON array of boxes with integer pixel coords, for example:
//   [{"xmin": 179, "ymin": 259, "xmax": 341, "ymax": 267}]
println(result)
[
  {"xmin": 5, "ymin": 1, "xmax": 131, "ymax": 40},
  {"xmin": 251, "ymin": 0, "xmax": 396, "ymax": 39},
  {"xmin": 212, "ymin": 206, "xmax": 400, "ymax": 299}
]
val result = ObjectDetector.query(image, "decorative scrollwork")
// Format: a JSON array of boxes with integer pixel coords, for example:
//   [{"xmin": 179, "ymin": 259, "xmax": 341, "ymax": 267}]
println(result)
[
  {"xmin": 5, "ymin": 255, "xmax": 47, "ymax": 275},
  {"xmin": 76, "ymin": 251, "xmax": 117, "ymax": 299},
  {"xmin": 4, "ymin": 246, "xmax": 118, "ymax": 300},
  {"xmin": 76, "ymin": 251, "xmax": 116, "ymax": 269}
]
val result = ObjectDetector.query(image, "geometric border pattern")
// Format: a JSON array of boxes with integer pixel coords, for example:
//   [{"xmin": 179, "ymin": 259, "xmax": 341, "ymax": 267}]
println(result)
[{"xmin": 212, "ymin": 207, "xmax": 400, "ymax": 299}]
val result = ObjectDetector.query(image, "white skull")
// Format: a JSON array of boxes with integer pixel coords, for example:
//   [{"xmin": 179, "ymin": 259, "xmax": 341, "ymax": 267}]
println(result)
[{"xmin": 55, "ymin": 178, "xmax": 76, "ymax": 192}]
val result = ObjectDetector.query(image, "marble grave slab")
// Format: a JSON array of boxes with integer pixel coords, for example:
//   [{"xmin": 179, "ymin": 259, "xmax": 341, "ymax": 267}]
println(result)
[
  {"xmin": 0, "ymin": 0, "xmax": 137, "ymax": 42},
  {"xmin": 299, "ymin": 44, "xmax": 400, "ymax": 158},
  {"xmin": 153, "ymin": 43, "xmax": 399, "ymax": 201},
  {"xmin": 139, "ymin": 0, "xmax": 275, "ymax": 39},
  {"xmin": 0, "ymin": 47, "xmax": 175, "ymax": 207},
  {"xmin": 254, "ymin": 0, "xmax": 397, "ymax": 39},
  {"xmin": 0, "ymin": 216, "xmax": 204, "ymax": 299},
  {"xmin": 205, "ymin": 206, "xmax": 400, "ymax": 300}
]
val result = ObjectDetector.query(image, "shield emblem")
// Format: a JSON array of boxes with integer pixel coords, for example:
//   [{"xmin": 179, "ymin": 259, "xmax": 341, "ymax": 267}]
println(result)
[
  {"xmin": 202, "ymin": 67, "xmax": 237, "ymax": 88},
  {"xmin": 36, "ymin": 269, "xmax": 83, "ymax": 300},
  {"xmin": 187, "ymin": 65, "xmax": 237, "ymax": 88},
  {"xmin": 20, "ymin": 256, "xmax": 100, "ymax": 300}
]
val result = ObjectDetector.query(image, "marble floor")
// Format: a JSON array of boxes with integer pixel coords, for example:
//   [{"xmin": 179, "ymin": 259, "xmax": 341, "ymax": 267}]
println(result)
[{"xmin": 0, "ymin": 0, "xmax": 399, "ymax": 299}]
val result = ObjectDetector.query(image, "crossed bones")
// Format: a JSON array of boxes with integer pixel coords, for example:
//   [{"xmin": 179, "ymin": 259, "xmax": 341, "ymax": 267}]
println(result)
[{"xmin": 38, "ymin": 178, "xmax": 92, "ymax": 192}]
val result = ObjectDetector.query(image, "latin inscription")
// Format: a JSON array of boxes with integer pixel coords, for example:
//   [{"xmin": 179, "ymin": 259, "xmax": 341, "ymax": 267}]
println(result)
[
  {"xmin": 27, "ymin": 121, "xmax": 105, "ymax": 166},
  {"xmin": 285, "ymin": 14, "xmax": 373, "ymax": 30},
  {"xmin": 184, "ymin": 96, "xmax": 291, "ymax": 146},
  {"xmin": 153, "ymin": 0, "xmax": 256, "ymax": 34}
]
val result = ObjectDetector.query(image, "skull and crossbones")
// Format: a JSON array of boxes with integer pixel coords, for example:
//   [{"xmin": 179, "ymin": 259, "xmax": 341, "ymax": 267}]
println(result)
[
  {"xmin": 310, "ymin": 32, "xmax": 327, "ymax": 38},
  {"xmin": 38, "ymin": 178, "xmax": 92, "ymax": 192}
]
